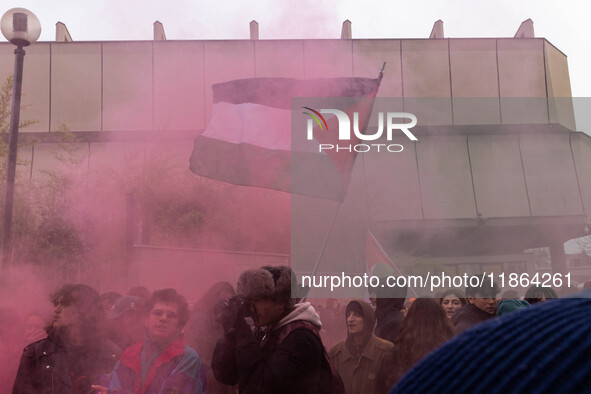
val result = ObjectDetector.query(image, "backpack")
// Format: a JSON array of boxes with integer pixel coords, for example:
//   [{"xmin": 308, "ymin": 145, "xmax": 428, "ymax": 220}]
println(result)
[{"xmin": 277, "ymin": 320, "xmax": 346, "ymax": 394}]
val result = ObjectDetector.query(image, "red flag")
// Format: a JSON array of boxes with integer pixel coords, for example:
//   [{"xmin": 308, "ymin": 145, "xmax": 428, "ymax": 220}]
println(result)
[{"xmin": 365, "ymin": 230, "xmax": 397, "ymax": 275}]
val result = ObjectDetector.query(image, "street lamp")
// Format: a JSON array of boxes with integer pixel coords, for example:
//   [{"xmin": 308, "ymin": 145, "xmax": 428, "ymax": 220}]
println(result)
[{"xmin": 0, "ymin": 8, "xmax": 41, "ymax": 267}]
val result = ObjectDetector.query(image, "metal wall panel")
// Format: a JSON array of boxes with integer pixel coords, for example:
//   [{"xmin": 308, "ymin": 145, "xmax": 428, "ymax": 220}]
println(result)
[
  {"xmin": 154, "ymin": 41, "xmax": 205, "ymax": 131},
  {"xmin": 102, "ymin": 42, "xmax": 153, "ymax": 131},
  {"xmin": 51, "ymin": 43, "xmax": 102, "ymax": 132}
]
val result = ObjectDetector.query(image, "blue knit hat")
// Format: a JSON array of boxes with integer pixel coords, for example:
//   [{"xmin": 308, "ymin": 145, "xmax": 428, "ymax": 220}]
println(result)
[{"xmin": 391, "ymin": 289, "xmax": 591, "ymax": 393}]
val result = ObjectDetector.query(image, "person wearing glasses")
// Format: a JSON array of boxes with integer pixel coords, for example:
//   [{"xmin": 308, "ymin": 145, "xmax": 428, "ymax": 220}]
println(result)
[
  {"xmin": 93, "ymin": 288, "xmax": 204, "ymax": 394},
  {"xmin": 12, "ymin": 284, "xmax": 121, "ymax": 394}
]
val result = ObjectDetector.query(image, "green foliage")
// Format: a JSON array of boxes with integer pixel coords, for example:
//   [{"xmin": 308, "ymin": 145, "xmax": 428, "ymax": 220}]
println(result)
[
  {"xmin": 121, "ymin": 151, "xmax": 209, "ymax": 245},
  {"xmin": 151, "ymin": 195, "xmax": 204, "ymax": 240},
  {"xmin": 0, "ymin": 75, "xmax": 37, "ymax": 159},
  {"xmin": 0, "ymin": 75, "xmax": 83, "ymax": 268},
  {"xmin": 13, "ymin": 143, "xmax": 87, "ymax": 264},
  {"xmin": 52, "ymin": 124, "xmax": 86, "ymax": 165},
  {"xmin": 30, "ymin": 218, "xmax": 85, "ymax": 261},
  {"xmin": 0, "ymin": 69, "xmax": 289, "ymax": 281},
  {"xmin": 0, "ymin": 74, "xmax": 35, "ymax": 216}
]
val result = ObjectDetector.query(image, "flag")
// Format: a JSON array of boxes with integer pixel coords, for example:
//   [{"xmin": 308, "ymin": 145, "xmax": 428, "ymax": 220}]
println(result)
[
  {"xmin": 366, "ymin": 230, "xmax": 419, "ymax": 298},
  {"xmin": 189, "ymin": 76, "xmax": 381, "ymax": 201},
  {"xmin": 365, "ymin": 230, "xmax": 398, "ymax": 275}
]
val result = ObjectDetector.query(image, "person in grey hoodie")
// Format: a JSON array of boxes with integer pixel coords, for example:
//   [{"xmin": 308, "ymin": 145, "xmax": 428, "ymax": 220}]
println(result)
[{"xmin": 212, "ymin": 265, "xmax": 343, "ymax": 394}]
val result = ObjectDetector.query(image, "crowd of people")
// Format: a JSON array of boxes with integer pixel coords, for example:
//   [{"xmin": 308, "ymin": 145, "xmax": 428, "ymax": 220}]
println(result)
[{"xmin": 1, "ymin": 267, "xmax": 589, "ymax": 393}]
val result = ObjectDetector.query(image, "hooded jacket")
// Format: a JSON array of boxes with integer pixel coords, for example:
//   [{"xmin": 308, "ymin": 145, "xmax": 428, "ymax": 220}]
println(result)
[
  {"xmin": 329, "ymin": 300, "xmax": 394, "ymax": 394},
  {"xmin": 212, "ymin": 302, "xmax": 334, "ymax": 394}
]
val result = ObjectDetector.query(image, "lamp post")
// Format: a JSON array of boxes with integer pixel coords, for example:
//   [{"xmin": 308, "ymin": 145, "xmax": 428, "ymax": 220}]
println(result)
[{"xmin": 0, "ymin": 8, "xmax": 41, "ymax": 269}]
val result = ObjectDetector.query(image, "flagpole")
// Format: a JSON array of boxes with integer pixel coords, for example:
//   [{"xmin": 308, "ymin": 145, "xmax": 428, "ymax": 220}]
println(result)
[
  {"xmin": 367, "ymin": 63, "xmax": 419, "ymax": 299},
  {"xmin": 311, "ymin": 203, "xmax": 341, "ymax": 275},
  {"xmin": 300, "ymin": 202, "xmax": 342, "ymax": 303},
  {"xmin": 300, "ymin": 65, "xmax": 386, "ymax": 302}
]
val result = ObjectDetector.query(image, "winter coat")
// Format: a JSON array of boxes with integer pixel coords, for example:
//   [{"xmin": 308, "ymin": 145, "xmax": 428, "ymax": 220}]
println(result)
[
  {"xmin": 12, "ymin": 334, "xmax": 120, "ymax": 394},
  {"xmin": 374, "ymin": 298, "xmax": 405, "ymax": 344},
  {"xmin": 106, "ymin": 335, "xmax": 203, "ymax": 394},
  {"xmin": 212, "ymin": 302, "xmax": 334, "ymax": 394},
  {"xmin": 329, "ymin": 300, "xmax": 394, "ymax": 394},
  {"xmin": 452, "ymin": 304, "xmax": 496, "ymax": 335}
]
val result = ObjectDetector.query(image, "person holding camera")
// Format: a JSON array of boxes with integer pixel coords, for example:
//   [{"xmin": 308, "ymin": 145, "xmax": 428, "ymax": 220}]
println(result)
[{"xmin": 212, "ymin": 266, "xmax": 343, "ymax": 394}]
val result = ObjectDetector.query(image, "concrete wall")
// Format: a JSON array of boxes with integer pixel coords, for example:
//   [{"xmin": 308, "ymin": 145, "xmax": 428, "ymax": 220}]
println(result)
[
  {"xmin": 571, "ymin": 132, "xmax": 591, "ymax": 224},
  {"xmin": 0, "ymin": 37, "xmax": 575, "ymax": 136},
  {"xmin": 0, "ymin": 37, "xmax": 577, "ymax": 199},
  {"xmin": 1, "ymin": 36, "xmax": 585, "ymax": 283},
  {"xmin": 1, "ymin": 37, "xmax": 586, "ymax": 229},
  {"xmin": 359, "ymin": 131, "xmax": 589, "ymax": 221}
]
